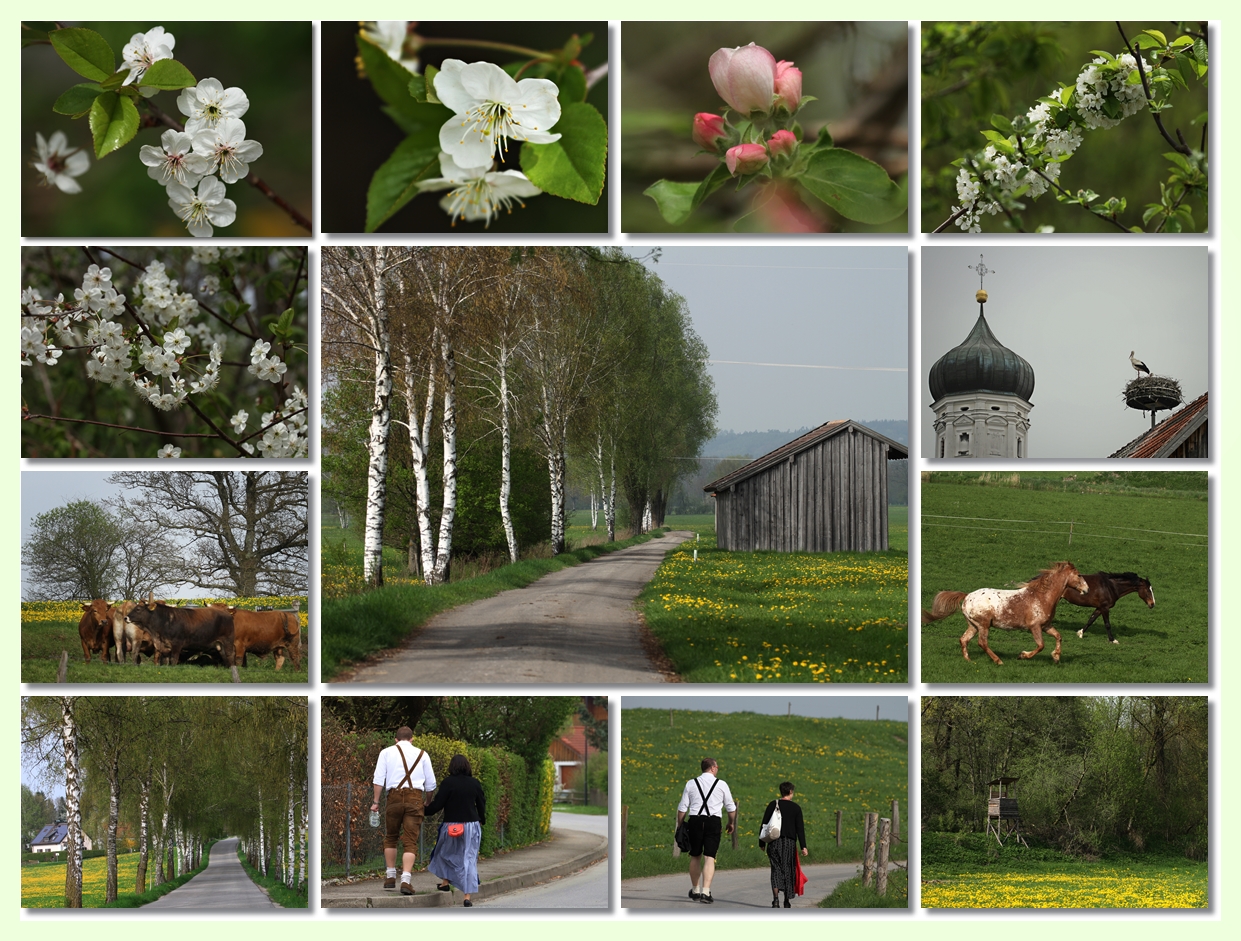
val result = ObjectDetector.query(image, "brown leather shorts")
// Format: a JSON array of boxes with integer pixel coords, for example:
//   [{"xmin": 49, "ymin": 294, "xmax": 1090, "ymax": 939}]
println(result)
[{"xmin": 383, "ymin": 788, "xmax": 425, "ymax": 851}]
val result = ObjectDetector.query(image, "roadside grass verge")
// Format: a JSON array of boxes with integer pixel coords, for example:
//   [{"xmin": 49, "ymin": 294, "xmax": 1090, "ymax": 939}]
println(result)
[
  {"xmin": 553, "ymin": 804, "xmax": 609, "ymax": 815},
  {"xmin": 819, "ymin": 867, "xmax": 908, "ymax": 908},
  {"xmin": 322, "ymin": 530, "xmax": 668, "ymax": 680},
  {"xmin": 23, "ymin": 845, "xmax": 203, "ymax": 908},
  {"xmin": 921, "ymin": 476, "xmax": 1207, "ymax": 683},
  {"xmin": 621, "ymin": 708, "xmax": 907, "ymax": 880},
  {"xmin": 22, "ymin": 600, "xmax": 309, "ymax": 684},
  {"xmin": 237, "ymin": 846, "xmax": 308, "ymax": 907},
  {"xmin": 921, "ymin": 833, "xmax": 1205, "ymax": 908},
  {"xmin": 639, "ymin": 530, "xmax": 907, "ymax": 683}
]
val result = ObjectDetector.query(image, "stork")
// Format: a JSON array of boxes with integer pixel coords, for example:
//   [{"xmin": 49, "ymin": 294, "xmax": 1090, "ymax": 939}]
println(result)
[{"xmin": 1129, "ymin": 351, "xmax": 1151, "ymax": 376}]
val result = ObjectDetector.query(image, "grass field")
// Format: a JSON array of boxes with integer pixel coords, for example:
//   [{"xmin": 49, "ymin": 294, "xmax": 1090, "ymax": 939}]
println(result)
[
  {"xmin": 321, "ymin": 527, "xmax": 666, "ymax": 680},
  {"xmin": 21, "ymin": 599, "xmax": 310, "ymax": 684},
  {"xmin": 921, "ymin": 475, "xmax": 1207, "ymax": 683},
  {"xmin": 621, "ymin": 708, "xmax": 908, "ymax": 880},
  {"xmin": 22, "ymin": 849, "xmax": 204, "ymax": 908},
  {"xmin": 639, "ymin": 529, "xmax": 908, "ymax": 683},
  {"xmin": 921, "ymin": 833, "xmax": 1206, "ymax": 908},
  {"xmin": 819, "ymin": 867, "xmax": 908, "ymax": 908}
]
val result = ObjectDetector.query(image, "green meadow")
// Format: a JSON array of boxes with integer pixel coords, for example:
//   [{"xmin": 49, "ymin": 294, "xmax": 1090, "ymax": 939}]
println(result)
[
  {"xmin": 621, "ymin": 708, "xmax": 908, "ymax": 879},
  {"xmin": 921, "ymin": 473, "xmax": 1206, "ymax": 683}
]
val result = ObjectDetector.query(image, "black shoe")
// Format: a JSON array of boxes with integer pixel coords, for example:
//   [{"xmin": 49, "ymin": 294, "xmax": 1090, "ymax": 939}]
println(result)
[
  {"xmin": 772, "ymin": 899, "xmax": 779, "ymax": 908},
  {"xmin": 436, "ymin": 884, "xmax": 452, "ymax": 892},
  {"xmin": 783, "ymin": 898, "xmax": 791, "ymax": 908},
  {"xmin": 689, "ymin": 889, "xmax": 702, "ymax": 901},
  {"xmin": 463, "ymin": 899, "xmax": 473, "ymax": 908},
  {"xmin": 701, "ymin": 892, "xmax": 714, "ymax": 904}
]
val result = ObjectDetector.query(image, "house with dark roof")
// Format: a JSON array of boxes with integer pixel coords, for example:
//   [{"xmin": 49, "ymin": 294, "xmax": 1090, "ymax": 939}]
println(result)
[
  {"xmin": 703, "ymin": 420, "xmax": 907, "ymax": 553},
  {"xmin": 30, "ymin": 822, "xmax": 92, "ymax": 853},
  {"xmin": 1110, "ymin": 392, "xmax": 1208, "ymax": 458}
]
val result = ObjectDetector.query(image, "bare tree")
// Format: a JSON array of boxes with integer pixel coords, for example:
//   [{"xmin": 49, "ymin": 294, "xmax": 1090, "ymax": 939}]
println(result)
[{"xmin": 108, "ymin": 472, "xmax": 308, "ymax": 596}]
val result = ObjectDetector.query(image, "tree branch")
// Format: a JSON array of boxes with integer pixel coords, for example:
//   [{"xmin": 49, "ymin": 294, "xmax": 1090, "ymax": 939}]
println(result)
[{"xmin": 1116, "ymin": 22, "xmax": 1192, "ymax": 156}]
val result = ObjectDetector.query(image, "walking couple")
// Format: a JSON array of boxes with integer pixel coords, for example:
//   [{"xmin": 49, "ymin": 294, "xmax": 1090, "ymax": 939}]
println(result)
[
  {"xmin": 676, "ymin": 758, "xmax": 807, "ymax": 908},
  {"xmin": 371, "ymin": 726, "xmax": 486, "ymax": 906}
]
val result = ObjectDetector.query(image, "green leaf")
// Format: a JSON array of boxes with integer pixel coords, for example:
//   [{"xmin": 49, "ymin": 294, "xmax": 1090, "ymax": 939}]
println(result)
[
  {"xmin": 140, "ymin": 58, "xmax": 196, "ymax": 90},
  {"xmin": 643, "ymin": 180, "xmax": 700, "ymax": 225},
  {"xmin": 49, "ymin": 28, "xmax": 115, "ymax": 81},
  {"xmin": 21, "ymin": 23, "xmax": 54, "ymax": 47},
  {"xmin": 558, "ymin": 65, "xmax": 587, "ymax": 104},
  {"xmin": 990, "ymin": 113, "xmax": 1013, "ymax": 134},
  {"xmin": 799, "ymin": 148, "xmax": 906, "ymax": 225},
  {"xmin": 692, "ymin": 161, "xmax": 732, "ymax": 212},
  {"xmin": 356, "ymin": 33, "xmax": 423, "ymax": 127},
  {"xmin": 364, "ymin": 131, "xmax": 442, "ymax": 232},
  {"xmin": 1192, "ymin": 38, "xmax": 1208, "ymax": 67},
  {"xmin": 980, "ymin": 129, "xmax": 1007, "ymax": 143},
  {"xmin": 1133, "ymin": 33, "xmax": 1162, "ymax": 50},
  {"xmin": 519, "ymin": 101, "xmax": 607, "ymax": 204},
  {"xmin": 53, "ymin": 83, "xmax": 104, "ymax": 117},
  {"xmin": 98, "ymin": 68, "xmax": 128, "ymax": 91},
  {"xmin": 1142, "ymin": 28, "xmax": 1168, "ymax": 45},
  {"xmin": 88, "ymin": 91, "xmax": 139, "ymax": 158},
  {"xmin": 408, "ymin": 73, "xmax": 427, "ymax": 101},
  {"xmin": 423, "ymin": 65, "xmax": 441, "ymax": 104},
  {"xmin": 1170, "ymin": 35, "xmax": 1194, "ymax": 48}
]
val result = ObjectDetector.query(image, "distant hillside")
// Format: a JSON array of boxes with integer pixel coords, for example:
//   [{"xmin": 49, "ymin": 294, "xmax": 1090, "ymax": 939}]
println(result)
[{"xmin": 703, "ymin": 420, "xmax": 908, "ymax": 459}]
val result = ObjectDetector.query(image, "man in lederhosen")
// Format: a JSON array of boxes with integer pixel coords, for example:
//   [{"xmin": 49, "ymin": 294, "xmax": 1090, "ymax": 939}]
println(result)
[
  {"xmin": 676, "ymin": 757, "xmax": 737, "ymax": 904},
  {"xmin": 371, "ymin": 726, "xmax": 437, "ymax": 895}
]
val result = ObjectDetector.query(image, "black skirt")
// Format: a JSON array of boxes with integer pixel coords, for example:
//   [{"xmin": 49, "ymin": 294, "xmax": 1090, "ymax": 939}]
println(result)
[{"xmin": 767, "ymin": 836, "xmax": 797, "ymax": 895}]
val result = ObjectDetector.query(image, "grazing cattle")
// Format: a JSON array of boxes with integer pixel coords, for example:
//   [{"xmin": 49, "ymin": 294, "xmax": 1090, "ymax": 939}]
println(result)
[
  {"xmin": 78, "ymin": 599, "xmax": 116, "ymax": 662},
  {"xmin": 124, "ymin": 597, "xmax": 236, "ymax": 668},
  {"xmin": 209, "ymin": 604, "xmax": 301, "ymax": 670}
]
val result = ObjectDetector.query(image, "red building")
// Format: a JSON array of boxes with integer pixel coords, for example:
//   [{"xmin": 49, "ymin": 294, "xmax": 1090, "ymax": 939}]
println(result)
[{"xmin": 548, "ymin": 696, "xmax": 606, "ymax": 798}]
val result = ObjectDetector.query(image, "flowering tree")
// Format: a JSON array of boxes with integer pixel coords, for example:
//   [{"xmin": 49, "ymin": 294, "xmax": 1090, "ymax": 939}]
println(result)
[
  {"xmin": 923, "ymin": 21, "xmax": 1208, "ymax": 233},
  {"xmin": 22, "ymin": 21, "xmax": 311, "ymax": 236},
  {"xmin": 348, "ymin": 22, "xmax": 607, "ymax": 232},
  {"xmin": 643, "ymin": 40, "xmax": 906, "ymax": 231},
  {"xmin": 21, "ymin": 246, "xmax": 308, "ymax": 458}
]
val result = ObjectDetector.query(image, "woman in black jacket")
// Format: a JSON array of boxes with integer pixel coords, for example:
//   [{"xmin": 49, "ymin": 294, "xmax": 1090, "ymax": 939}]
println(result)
[
  {"xmin": 425, "ymin": 754, "xmax": 487, "ymax": 907},
  {"xmin": 759, "ymin": 781, "xmax": 807, "ymax": 908}
]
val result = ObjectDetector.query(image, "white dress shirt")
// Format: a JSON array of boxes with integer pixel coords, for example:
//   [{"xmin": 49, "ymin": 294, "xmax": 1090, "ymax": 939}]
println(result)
[
  {"xmin": 677, "ymin": 772, "xmax": 736, "ymax": 817},
  {"xmin": 373, "ymin": 741, "xmax": 437, "ymax": 791}
]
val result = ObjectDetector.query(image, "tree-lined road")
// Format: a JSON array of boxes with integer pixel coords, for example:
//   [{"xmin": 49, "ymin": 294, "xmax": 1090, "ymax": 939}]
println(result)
[
  {"xmin": 350, "ymin": 533, "xmax": 692, "ymax": 684},
  {"xmin": 143, "ymin": 838, "xmax": 278, "ymax": 910}
]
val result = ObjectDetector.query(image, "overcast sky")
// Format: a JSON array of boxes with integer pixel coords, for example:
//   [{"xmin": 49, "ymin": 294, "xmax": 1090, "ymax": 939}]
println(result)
[
  {"xmin": 628, "ymin": 247, "xmax": 908, "ymax": 434},
  {"xmin": 922, "ymin": 246, "xmax": 1208, "ymax": 458},
  {"xmin": 623, "ymin": 696, "xmax": 908, "ymax": 722}
]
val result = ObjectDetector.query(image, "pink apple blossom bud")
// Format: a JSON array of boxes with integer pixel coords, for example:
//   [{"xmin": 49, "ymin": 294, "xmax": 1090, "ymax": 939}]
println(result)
[
  {"xmin": 692, "ymin": 113, "xmax": 729, "ymax": 152},
  {"xmin": 709, "ymin": 43, "xmax": 778, "ymax": 115},
  {"xmin": 767, "ymin": 129, "xmax": 798, "ymax": 157},
  {"xmin": 725, "ymin": 142, "xmax": 769, "ymax": 176},
  {"xmin": 774, "ymin": 61, "xmax": 803, "ymax": 111}
]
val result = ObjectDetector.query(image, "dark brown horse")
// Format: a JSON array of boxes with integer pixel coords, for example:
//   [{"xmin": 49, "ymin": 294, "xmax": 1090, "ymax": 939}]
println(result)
[
  {"xmin": 1061, "ymin": 572, "xmax": 1155, "ymax": 644},
  {"xmin": 922, "ymin": 561, "xmax": 1089, "ymax": 665}
]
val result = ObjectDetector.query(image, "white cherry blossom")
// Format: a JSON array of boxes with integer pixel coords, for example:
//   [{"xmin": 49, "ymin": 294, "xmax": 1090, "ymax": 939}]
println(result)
[
  {"xmin": 434, "ymin": 59, "xmax": 561, "ymax": 168},
  {"xmin": 191, "ymin": 117, "xmax": 263, "ymax": 184},
  {"xmin": 32, "ymin": 131, "xmax": 90, "ymax": 193},
  {"xmin": 230, "ymin": 410, "xmax": 249, "ymax": 434},
  {"xmin": 140, "ymin": 130, "xmax": 211, "ymax": 188},
  {"xmin": 121, "ymin": 27, "xmax": 176, "ymax": 95},
  {"xmin": 417, "ymin": 151, "xmax": 542, "ymax": 227},
  {"xmin": 157, "ymin": 444, "xmax": 182, "ymax": 458},
  {"xmin": 167, "ymin": 177, "xmax": 237, "ymax": 237},
  {"xmin": 177, "ymin": 78, "xmax": 250, "ymax": 134},
  {"xmin": 360, "ymin": 21, "xmax": 419, "ymax": 72}
]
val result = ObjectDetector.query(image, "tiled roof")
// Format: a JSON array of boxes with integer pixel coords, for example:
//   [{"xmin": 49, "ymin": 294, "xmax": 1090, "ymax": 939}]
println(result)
[
  {"xmin": 1109, "ymin": 392, "xmax": 1207, "ymax": 458},
  {"xmin": 703, "ymin": 419, "xmax": 908, "ymax": 492},
  {"xmin": 557, "ymin": 726, "xmax": 599, "ymax": 761}
]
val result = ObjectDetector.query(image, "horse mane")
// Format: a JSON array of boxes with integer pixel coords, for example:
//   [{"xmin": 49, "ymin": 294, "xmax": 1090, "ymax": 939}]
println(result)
[
  {"xmin": 1101, "ymin": 571, "xmax": 1145, "ymax": 586},
  {"xmin": 1022, "ymin": 561, "xmax": 1076, "ymax": 590}
]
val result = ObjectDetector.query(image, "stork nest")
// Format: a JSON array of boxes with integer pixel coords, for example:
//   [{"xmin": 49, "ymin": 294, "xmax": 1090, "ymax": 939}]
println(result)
[{"xmin": 1124, "ymin": 374, "xmax": 1182, "ymax": 412}]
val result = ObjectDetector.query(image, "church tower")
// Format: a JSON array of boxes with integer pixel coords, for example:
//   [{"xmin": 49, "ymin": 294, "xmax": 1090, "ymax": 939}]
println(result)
[{"xmin": 929, "ymin": 256, "xmax": 1035, "ymax": 459}]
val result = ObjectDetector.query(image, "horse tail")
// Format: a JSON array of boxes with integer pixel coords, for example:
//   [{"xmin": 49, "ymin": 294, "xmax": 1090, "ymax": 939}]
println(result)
[{"xmin": 922, "ymin": 591, "xmax": 968, "ymax": 624}]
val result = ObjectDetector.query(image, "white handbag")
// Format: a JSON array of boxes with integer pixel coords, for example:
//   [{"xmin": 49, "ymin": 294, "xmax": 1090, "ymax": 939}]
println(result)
[{"xmin": 759, "ymin": 802, "xmax": 783, "ymax": 841}]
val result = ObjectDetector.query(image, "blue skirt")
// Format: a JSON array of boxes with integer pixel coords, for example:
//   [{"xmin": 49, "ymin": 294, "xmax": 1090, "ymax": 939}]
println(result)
[{"xmin": 427, "ymin": 821, "xmax": 482, "ymax": 894}]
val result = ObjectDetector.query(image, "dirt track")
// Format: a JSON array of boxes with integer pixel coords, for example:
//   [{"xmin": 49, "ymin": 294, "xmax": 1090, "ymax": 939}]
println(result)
[{"xmin": 346, "ymin": 532, "xmax": 693, "ymax": 685}]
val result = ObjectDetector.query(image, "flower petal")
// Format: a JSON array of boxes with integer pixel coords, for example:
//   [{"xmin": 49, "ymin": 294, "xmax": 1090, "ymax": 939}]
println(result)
[{"xmin": 432, "ymin": 60, "xmax": 476, "ymax": 115}]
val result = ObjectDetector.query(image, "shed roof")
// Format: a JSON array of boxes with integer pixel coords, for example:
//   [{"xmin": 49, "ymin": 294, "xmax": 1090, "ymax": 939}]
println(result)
[
  {"xmin": 1109, "ymin": 392, "xmax": 1207, "ymax": 458},
  {"xmin": 703, "ymin": 420, "xmax": 908, "ymax": 493}
]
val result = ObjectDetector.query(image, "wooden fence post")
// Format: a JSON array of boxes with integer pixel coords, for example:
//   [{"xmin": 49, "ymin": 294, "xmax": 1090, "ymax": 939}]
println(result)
[
  {"xmin": 57, "ymin": 650, "xmax": 68, "ymax": 683},
  {"xmin": 621, "ymin": 805, "xmax": 628, "ymax": 859},
  {"xmin": 835, "ymin": 809, "xmax": 842, "ymax": 847},
  {"xmin": 862, "ymin": 812, "xmax": 877, "ymax": 887},
  {"xmin": 877, "ymin": 818, "xmax": 891, "ymax": 896},
  {"xmin": 891, "ymin": 799, "xmax": 900, "ymax": 843}
]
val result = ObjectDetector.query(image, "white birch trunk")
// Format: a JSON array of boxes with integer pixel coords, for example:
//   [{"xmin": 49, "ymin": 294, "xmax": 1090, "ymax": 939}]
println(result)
[
  {"xmin": 590, "ymin": 486, "xmax": 598, "ymax": 529},
  {"xmin": 61, "ymin": 697, "xmax": 82, "ymax": 908},
  {"xmin": 498, "ymin": 340, "xmax": 519, "ymax": 563},
  {"xmin": 258, "ymin": 785, "xmax": 267, "ymax": 876},
  {"xmin": 299, "ymin": 777, "xmax": 307, "ymax": 889},
  {"xmin": 607, "ymin": 443, "xmax": 617, "ymax": 542},
  {"xmin": 404, "ymin": 352, "xmax": 438, "ymax": 584},
  {"xmin": 286, "ymin": 747, "xmax": 296, "ymax": 888},
  {"xmin": 137, "ymin": 777, "xmax": 150, "ymax": 893},
  {"xmin": 156, "ymin": 766, "xmax": 174, "ymax": 884},
  {"xmin": 548, "ymin": 447, "xmax": 566, "ymax": 554},
  {"xmin": 106, "ymin": 752, "xmax": 120, "ymax": 902},
  {"xmin": 431, "ymin": 329, "xmax": 459, "ymax": 583},
  {"xmin": 642, "ymin": 500, "xmax": 653, "ymax": 533},
  {"xmin": 362, "ymin": 246, "xmax": 392, "ymax": 588}
]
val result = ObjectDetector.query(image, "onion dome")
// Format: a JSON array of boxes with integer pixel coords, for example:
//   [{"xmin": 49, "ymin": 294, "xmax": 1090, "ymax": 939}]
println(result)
[{"xmin": 929, "ymin": 305, "xmax": 1035, "ymax": 402}]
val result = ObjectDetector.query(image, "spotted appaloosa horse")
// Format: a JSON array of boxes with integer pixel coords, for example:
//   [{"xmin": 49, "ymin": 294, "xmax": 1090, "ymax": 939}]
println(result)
[
  {"xmin": 1061, "ymin": 572, "xmax": 1155, "ymax": 644},
  {"xmin": 922, "ymin": 561, "xmax": 1090, "ymax": 665}
]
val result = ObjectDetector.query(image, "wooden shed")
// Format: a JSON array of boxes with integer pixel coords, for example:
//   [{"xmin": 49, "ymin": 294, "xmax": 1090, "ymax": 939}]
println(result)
[{"xmin": 703, "ymin": 419, "xmax": 908, "ymax": 553}]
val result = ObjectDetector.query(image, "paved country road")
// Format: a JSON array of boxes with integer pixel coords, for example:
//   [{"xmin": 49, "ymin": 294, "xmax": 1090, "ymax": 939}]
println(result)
[
  {"xmin": 478, "ymin": 811, "xmax": 609, "ymax": 909},
  {"xmin": 143, "ymin": 837, "xmax": 278, "ymax": 910},
  {"xmin": 348, "ymin": 532, "xmax": 693, "ymax": 684},
  {"xmin": 622, "ymin": 861, "xmax": 900, "ymax": 910}
]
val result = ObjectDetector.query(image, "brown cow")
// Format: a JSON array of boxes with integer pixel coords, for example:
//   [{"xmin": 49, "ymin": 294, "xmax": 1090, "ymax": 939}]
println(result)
[
  {"xmin": 209, "ymin": 604, "xmax": 301, "ymax": 670},
  {"xmin": 124, "ymin": 597, "xmax": 236, "ymax": 668},
  {"xmin": 78, "ymin": 599, "xmax": 116, "ymax": 662}
]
